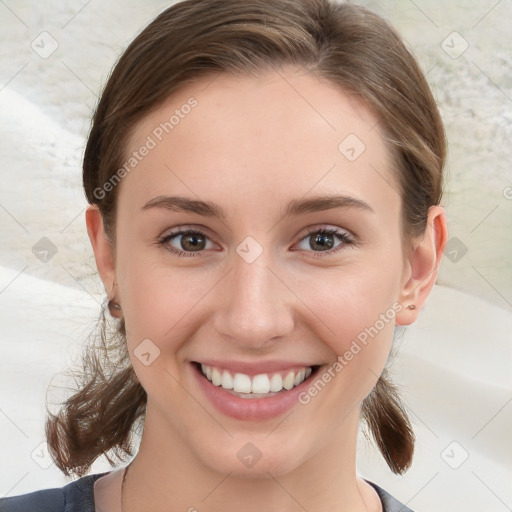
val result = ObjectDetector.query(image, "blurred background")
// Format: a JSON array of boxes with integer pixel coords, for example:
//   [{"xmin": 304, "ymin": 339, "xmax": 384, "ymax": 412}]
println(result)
[{"xmin": 0, "ymin": 1, "xmax": 511, "ymax": 510}]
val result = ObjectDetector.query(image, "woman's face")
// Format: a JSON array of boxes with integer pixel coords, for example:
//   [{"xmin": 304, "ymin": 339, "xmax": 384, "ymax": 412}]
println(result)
[{"xmin": 107, "ymin": 67, "xmax": 417, "ymax": 477}]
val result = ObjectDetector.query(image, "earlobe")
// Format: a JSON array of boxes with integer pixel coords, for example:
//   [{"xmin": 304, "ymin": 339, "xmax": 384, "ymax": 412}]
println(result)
[
  {"xmin": 85, "ymin": 205, "xmax": 117, "ymax": 297},
  {"xmin": 395, "ymin": 205, "xmax": 448, "ymax": 326}
]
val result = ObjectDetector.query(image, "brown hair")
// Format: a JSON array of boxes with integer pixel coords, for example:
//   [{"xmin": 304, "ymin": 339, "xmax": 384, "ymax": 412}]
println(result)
[{"xmin": 46, "ymin": 0, "xmax": 445, "ymax": 478}]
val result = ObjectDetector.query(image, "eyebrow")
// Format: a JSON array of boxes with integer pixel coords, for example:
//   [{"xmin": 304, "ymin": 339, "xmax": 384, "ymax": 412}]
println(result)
[{"xmin": 141, "ymin": 194, "xmax": 375, "ymax": 219}]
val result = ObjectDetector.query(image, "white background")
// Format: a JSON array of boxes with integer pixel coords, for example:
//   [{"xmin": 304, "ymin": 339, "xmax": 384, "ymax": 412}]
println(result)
[{"xmin": 0, "ymin": 1, "xmax": 511, "ymax": 510}]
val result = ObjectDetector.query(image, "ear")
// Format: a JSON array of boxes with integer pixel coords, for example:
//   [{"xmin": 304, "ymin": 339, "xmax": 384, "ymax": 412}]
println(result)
[
  {"xmin": 85, "ymin": 205, "xmax": 117, "ymax": 298},
  {"xmin": 395, "ymin": 205, "xmax": 448, "ymax": 326}
]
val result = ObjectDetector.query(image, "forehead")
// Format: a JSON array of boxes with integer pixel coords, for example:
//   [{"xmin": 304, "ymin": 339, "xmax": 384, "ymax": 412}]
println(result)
[{"xmin": 119, "ymin": 68, "xmax": 399, "ymax": 219}]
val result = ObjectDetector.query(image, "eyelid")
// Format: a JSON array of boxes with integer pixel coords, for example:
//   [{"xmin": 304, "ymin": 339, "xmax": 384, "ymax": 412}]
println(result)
[
  {"xmin": 291, "ymin": 224, "xmax": 355, "ymax": 255},
  {"xmin": 158, "ymin": 223, "xmax": 356, "ymax": 258},
  {"xmin": 161, "ymin": 224, "xmax": 218, "ymax": 241},
  {"xmin": 158, "ymin": 225, "xmax": 220, "ymax": 249},
  {"xmin": 299, "ymin": 224, "xmax": 354, "ymax": 239},
  {"xmin": 160, "ymin": 223, "xmax": 353, "ymax": 243}
]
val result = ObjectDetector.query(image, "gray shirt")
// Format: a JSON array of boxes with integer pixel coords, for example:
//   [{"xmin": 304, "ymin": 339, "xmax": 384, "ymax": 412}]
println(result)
[{"xmin": 0, "ymin": 472, "xmax": 414, "ymax": 511}]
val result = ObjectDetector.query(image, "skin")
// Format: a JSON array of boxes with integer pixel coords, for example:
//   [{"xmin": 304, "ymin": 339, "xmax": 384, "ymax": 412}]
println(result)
[{"xmin": 87, "ymin": 67, "xmax": 447, "ymax": 512}]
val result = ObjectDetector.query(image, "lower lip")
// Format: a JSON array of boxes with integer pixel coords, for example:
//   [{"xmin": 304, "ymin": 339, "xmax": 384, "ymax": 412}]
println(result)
[{"xmin": 191, "ymin": 363, "xmax": 319, "ymax": 421}]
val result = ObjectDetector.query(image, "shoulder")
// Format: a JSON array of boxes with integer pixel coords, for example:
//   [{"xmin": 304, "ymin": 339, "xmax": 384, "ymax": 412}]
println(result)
[
  {"xmin": 1, "ymin": 474, "xmax": 412, "ymax": 512},
  {"xmin": 366, "ymin": 480, "xmax": 414, "ymax": 512},
  {"xmin": 0, "ymin": 472, "xmax": 109, "ymax": 512}
]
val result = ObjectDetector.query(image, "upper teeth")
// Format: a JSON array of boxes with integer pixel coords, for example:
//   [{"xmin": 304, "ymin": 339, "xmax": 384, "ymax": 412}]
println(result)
[{"xmin": 201, "ymin": 364, "xmax": 312, "ymax": 394}]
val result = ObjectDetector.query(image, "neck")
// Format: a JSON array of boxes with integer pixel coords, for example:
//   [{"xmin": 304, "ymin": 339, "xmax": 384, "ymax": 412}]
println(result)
[{"xmin": 121, "ymin": 404, "xmax": 381, "ymax": 512}]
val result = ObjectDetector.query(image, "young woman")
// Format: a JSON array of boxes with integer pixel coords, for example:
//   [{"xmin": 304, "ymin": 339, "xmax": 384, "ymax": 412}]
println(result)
[{"xmin": 0, "ymin": 0, "xmax": 447, "ymax": 510}]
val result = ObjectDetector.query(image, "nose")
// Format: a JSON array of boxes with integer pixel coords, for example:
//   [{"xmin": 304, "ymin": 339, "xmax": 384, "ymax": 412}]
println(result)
[{"xmin": 212, "ymin": 249, "xmax": 295, "ymax": 350}]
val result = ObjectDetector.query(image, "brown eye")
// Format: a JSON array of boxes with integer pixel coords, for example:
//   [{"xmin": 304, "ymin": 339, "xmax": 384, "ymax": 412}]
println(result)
[
  {"xmin": 159, "ymin": 229, "xmax": 213, "ymax": 257},
  {"xmin": 295, "ymin": 227, "xmax": 354, "ymax": 257}
]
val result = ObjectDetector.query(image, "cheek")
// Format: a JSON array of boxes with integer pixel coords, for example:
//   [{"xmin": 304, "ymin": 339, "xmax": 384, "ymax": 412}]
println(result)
[
  {"xmin": 115, "ymin": 220, "xmax": 403, "ymax": 402},
  {"xmin": 120, "ymin": 264, "xmax": 203, "ymax": 345},
  {"xmin": 117, "ymin": 262, "xmax": 209, "ymax": 407},
  {"xmin": 115, "ymin": 243, "xmax": 219, "ymax": 379},
  {"xmin": 296, "ymin": 260, "xmax": 401, "ymax": 346},
  {"xmin": 292, "ymin": 262, "xmax": 401, "ymax": 403}
]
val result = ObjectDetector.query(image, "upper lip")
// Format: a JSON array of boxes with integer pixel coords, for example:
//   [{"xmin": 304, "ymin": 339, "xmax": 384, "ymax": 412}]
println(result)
[{"xmin": 193, "ymin": 360, "xmax": 320, "ymax": 376}]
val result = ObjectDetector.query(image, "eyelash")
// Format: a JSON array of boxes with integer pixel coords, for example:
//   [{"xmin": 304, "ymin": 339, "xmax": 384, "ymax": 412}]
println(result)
[{"xmin": 157, "ymin": 226, "xmax": 354, "ymax": 259}]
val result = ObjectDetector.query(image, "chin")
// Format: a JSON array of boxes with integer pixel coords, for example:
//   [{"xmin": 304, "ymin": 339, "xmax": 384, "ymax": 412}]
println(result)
[{"xmin": 196, "ymin": 437, "xmax": 306, "ymax": 479}]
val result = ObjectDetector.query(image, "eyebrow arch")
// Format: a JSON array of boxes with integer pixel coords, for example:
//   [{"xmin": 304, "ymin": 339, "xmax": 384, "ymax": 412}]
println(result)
[
  {"xmin": 141, "ymin": 193, "xmax": 375, "ymax": 219},
  {"xmin": 283, "ymin": 194, "xmax": 375, "ymax": 217}
]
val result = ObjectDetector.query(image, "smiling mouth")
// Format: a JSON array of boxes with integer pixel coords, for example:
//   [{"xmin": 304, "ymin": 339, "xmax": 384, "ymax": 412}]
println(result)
[{"xmin": 193, "ymin": 362, "xmax": 321, "ymax": 398}]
